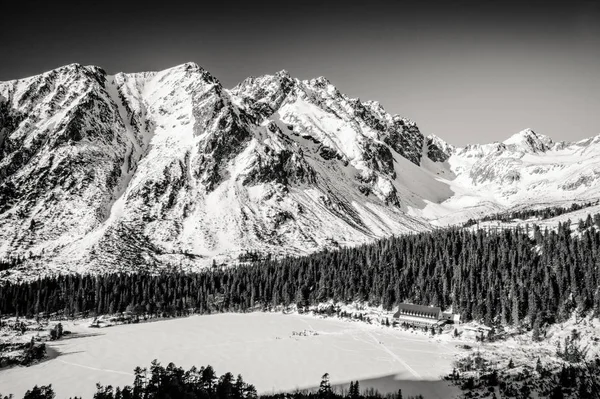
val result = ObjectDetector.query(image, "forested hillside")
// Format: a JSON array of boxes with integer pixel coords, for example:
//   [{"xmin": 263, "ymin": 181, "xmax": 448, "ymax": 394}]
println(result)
[
  {"xmin": 1, "ymin": 216, "xmax": 599, "ymax": 327},
  {"xmin": 463, "ymin": 201, "xmax": 600, "ymax": 227}
]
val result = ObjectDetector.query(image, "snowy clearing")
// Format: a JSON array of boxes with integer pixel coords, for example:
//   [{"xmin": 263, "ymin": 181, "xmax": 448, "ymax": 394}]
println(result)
[{"xmin": 0, "ymin": 313, "xmax": 459, "ymax": 399}]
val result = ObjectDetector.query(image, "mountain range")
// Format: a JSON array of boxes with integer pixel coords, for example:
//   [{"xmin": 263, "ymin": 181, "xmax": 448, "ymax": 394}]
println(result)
[{"xmin": 1, "ymin": 62, "xmax": 599, "ymax": 278}]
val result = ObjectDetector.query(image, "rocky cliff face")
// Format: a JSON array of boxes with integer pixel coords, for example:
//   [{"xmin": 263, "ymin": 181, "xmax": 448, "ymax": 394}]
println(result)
[
  {"xmin": 0, "ymin": 64, "xmax": 140, "ymax": 267},
  {"xmin": 0, "ymin": 63, "xmax": 439, "ymax": 278},
  {"xmin": 1, "ymin": 63, "xmax": 599, "ymax": 279}
]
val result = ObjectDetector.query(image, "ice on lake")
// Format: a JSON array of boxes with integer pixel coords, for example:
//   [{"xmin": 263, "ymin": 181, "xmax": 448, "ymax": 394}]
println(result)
[{"xmin": 0, "ymin": 313, "xmax": 459, "ymax": 399}]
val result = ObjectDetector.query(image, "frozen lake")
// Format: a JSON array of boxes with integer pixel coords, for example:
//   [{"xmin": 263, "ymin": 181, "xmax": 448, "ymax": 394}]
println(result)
[{"xmin": 0, "ymin": 313, "xmax": 459, "ymax": 398}]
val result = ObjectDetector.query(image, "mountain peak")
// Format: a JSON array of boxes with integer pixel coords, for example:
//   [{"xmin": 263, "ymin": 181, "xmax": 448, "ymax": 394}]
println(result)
[
  {"xmin": 157, "ymin": 62, "xmax": 222, "ymax": 88},
  {"xmin": 305, "ymin": 76, "xmax": 332, "ymax": 89},
  {"xmin": 57, "ymin": 62, "xmax": 84, "ymax": 71},
  {"xmin": 504, "ymin": 127, "xmax": 535, "ymax": 140},
  {"xmin": 179, "ymin": 61, "xmax": 201, "ymax": 71},
  {"xmin": 427, "ymin": 134, "xmax": 455, "ymax": 151},
  {"xmin": 166, "ymin": 62, "xmax": 208, "ymax": 75},
  {"xmin": 52, "ymin": 63, "xmax": 106, "ymax": 79},
  {"xmin": 503, "ymin": 128, "xmax": 552, "ymax": 152}
]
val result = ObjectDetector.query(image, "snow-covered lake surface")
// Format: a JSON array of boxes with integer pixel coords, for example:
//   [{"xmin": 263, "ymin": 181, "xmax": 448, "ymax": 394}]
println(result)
[{"xmin": 0, "ymin": 313, "xmax": 459, "ymax": 399}]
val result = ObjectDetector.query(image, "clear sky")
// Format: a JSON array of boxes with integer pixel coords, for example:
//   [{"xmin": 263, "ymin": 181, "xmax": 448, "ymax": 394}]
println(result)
[{"xmin": 3, "ymin": 0, "xmax": 599, "ymax": 146}]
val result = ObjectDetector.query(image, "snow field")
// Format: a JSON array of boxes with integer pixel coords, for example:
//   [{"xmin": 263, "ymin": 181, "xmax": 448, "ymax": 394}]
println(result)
[{"xmin": 0, "ymin": 313, "xmax": 459, "ymax": 399}]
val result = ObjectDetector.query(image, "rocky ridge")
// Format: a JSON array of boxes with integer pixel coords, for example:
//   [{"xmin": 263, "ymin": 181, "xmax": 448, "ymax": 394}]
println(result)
[{"xmin": 1, "ymin": 63, "xmax": 599, "ymax": 278}]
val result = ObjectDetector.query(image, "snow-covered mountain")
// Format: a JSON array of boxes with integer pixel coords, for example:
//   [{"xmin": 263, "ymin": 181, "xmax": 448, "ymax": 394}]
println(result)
[
  {"xmin": 421, "ymin": 129, "xmax": 600, "ymax": 225},
  {"xmin": 1, "ymin": 63, "xmax": 599, "ymax": 277}
]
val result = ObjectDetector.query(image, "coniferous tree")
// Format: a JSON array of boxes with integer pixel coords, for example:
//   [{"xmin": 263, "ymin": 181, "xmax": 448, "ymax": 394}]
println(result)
[
  {"xmin": 318, "ymin": 373, "xmax": 332, "ymax": 399},
  {"xmin": 23, "ymin": 385, "xmax": 55, "ymax": 399},
  {"xmin": 508, "ymin": 358, "xmax": 514, "ymax": 369}
]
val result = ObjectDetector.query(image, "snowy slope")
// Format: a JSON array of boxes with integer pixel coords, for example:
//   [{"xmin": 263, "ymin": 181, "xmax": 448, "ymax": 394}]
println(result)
[
  {"xmin": 1, "ymin": 63, "xmax": 599, "ymax": 278},
  {"xmin": 419, "ymin": 129, "xmax": 600, "ymax": 226}
]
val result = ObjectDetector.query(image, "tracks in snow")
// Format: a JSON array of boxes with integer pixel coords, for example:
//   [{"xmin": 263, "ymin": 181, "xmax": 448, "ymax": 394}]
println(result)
[{"xmin": 57, "ymin": 359, "xmax": 134, "ymax": 376}]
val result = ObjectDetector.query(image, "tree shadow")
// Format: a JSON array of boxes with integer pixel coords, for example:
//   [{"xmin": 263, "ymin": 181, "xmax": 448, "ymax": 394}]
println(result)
[
  {"xmin": 58, "ymin": 331, "xmax": 104, "ymax": 340},
  {"xmin": 305, "ymin": 373, "xmax": 459, "ymax": 399}
]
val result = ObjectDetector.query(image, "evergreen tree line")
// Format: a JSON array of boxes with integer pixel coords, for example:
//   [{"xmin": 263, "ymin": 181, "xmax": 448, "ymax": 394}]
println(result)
[
  {"xmin": 463, "ymin": 201, "xmax": 599, "ymax": 227},
  {"xmin": 2, "ymin": 361, "xmax": 421, "ymax": 399},
  {"xmin": 2, "ymin": 217, "xmax": 600, "ymax": 326}
]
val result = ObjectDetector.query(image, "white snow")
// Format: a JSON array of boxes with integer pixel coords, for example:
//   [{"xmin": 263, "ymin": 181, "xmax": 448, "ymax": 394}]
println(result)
[
  {"xmin": 413, "ymin": 131, "xmax": 600, "ymax": 226},
  {"xmin": 0, "ymin": 313, "xmax": 460, "ymax": 399}
]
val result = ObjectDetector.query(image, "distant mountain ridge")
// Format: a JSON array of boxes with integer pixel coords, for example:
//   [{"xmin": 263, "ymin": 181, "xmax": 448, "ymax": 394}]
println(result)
[{"xmin": 1, "ymin": 63, "xmax": 599, "ymax": 278}]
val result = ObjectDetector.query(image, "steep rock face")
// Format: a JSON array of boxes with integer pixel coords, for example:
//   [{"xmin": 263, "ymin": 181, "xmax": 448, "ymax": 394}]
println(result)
[
  {"xmin": 230, "ymin": 72, "xmax": 432, "ymax": 206},
  {"xmin": 0, "ymin": 64, "xmax": 142, "ymax": 260},
  {"xmin": 380, "ymin": 117, "xmax": 423, "ymax": 166},
  {"xmin": 426, "ymin": 135, "xmax": 454, "ymax": 163},
  {"xmin": 1, "ymin": 63, "xmax": 439, "ymax": 278},
  {"xmin": 232, "ymin": 70, "xmax": 296, "ymax": 119}
]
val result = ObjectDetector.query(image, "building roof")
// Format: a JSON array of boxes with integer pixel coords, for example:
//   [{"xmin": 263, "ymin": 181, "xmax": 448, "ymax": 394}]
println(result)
[{"xmin": 393, "ymin": 303, "xmax": 442, "ymax": 319}]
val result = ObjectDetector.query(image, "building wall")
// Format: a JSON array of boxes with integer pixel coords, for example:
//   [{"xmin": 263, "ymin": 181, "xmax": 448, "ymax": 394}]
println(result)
[
  {"xmin": 396, "ymin": 315, "xmax": 439, "ymax": 327},
  {"xmin": 397, "ymin": 310, "xmax": 441, "ymax": 319},
  {"xmin": 442, "ymin": 312, "xmax": 461, "ymax": 324}
]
